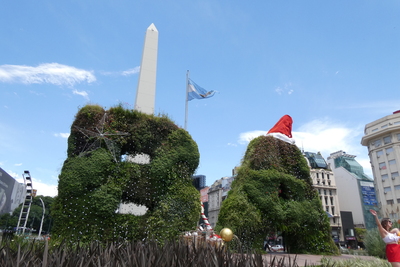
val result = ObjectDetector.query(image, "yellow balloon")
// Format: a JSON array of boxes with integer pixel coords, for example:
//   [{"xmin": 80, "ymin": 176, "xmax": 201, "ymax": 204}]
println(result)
[{"xmin": 220, "ymin": 228, "xmax": 234, "ymax": 242}]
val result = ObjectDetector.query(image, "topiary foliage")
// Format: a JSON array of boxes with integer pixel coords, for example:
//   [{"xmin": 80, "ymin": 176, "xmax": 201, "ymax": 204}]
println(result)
[
  {"xmin": 51, "ymin": 104, "xmax": 200, "ymax": 243},
  {"xmin": 217, "ymin": 135, "xmax": 339, "ymax": 254}
]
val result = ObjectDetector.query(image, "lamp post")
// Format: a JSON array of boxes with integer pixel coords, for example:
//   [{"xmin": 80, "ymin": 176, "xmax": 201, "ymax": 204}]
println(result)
[{"xmin": 38, "ymin": 198, "xmax": 45, "ymax": 239}]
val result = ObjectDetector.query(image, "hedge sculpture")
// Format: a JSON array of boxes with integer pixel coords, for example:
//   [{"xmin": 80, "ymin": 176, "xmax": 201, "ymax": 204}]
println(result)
[
  {"xmin": 51, "ymin": 104, "xmax": 200, "ymax": 242},
  {"xmin": 217, "ymin": 115, "xmax": 338, "ymax": 254}
]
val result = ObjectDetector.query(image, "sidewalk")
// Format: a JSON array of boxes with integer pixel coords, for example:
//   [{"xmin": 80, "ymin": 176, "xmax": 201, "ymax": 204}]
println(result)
[{"xmin": 263, "ymin": 252, "xmax": 379, "ymax": 266}]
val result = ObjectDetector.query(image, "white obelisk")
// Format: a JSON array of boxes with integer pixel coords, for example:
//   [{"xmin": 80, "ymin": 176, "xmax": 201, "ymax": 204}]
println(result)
[
  {"xmin": 119, "ymin": 24, "xmax": 158, "ymax": 215},
  {"xmin": 134, "ymin": 23, "xmax": 158, "ymax": 115}
]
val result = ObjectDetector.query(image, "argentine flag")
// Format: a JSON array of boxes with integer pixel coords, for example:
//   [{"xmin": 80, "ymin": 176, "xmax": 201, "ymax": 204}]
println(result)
[{"xmin": 188, "ymin": 79, "xmax": 215, "ymax": 101}]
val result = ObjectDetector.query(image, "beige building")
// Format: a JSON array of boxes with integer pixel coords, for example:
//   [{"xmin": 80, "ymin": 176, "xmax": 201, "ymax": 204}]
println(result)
[
  {"xmin": 304, "ymin": 152, "xmax": 342, "ymax": 244},
  {"xmin": 361, "ymin": 111, "xmax": 400, "ymax": 219},
  {"xmin": 207, "ymin": 176, "xmax": 234, "ymax": 229}
]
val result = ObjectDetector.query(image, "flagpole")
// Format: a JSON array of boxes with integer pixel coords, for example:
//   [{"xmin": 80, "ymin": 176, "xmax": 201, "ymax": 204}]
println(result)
[{"xmin": 185, "ymin": 70, "xmax": 189, "ymax": 130}]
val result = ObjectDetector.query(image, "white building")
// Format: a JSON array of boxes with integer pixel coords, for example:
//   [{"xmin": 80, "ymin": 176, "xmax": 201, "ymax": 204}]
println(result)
[
  {"xmin": 361, "ymin": 111, "xmax": 400, "ymax": 219},
  {"xmin": 326, "ymin": 151, "xmax": 377, "ymax": 231}
]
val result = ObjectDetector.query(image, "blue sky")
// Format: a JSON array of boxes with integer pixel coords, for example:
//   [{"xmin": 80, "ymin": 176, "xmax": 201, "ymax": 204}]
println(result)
[{"xmin": 1, "ymin": 1, "xmax": 399, "ymax": 197}]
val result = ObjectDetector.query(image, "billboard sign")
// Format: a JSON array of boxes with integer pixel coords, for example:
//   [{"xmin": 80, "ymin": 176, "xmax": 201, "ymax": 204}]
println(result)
[
  {"xmin": 360, "ymin": 181, "xmax": 378, "ymax": 206},
  {"xmin": 0, "ymin": 168, "xmax": 17, "ymax": 215}
]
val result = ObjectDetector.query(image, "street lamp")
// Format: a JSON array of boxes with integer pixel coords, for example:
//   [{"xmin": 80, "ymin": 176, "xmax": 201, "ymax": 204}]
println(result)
[{"xmin": 38, "ymin": 198, "xmax": 45, "ymax": 239}]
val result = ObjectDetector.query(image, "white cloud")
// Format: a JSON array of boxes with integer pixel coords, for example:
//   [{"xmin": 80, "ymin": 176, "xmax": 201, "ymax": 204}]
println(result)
[
  {"xmin": 34, "ymin": 182, "xmax": 58, "ymax": 197},
  {"xmin": 72, "ymin": 89, "xmax": 89, "ymax": 100},
  {"xmin": 54, "ymin": 133, "xmax": 70, "ymax": 138},
  {"xmin": 14, "ymin": 163, "xmax": 22, "ymax": 166},
  {"xmin": 293, "ymin": 119, "xmax": 359, "ymax": 155},
  {"xmin": 8, "ymin": 170, "xmax": 58, "ymax": 197},
  {"xmin": 15, "ymin": 177, "xmax": 58, "ymax": 197},
  {"xmin": 238, "ymin": 130, "xmax": 265, "ymax": 144},
  {"xmin": 122, "ymin": 66, "xmax": 140, "ymax": 76},
  {"xmin": 274, "ymin": 82, "xmax": 293, "ymax": 95},
  {"xmin": 0, "ymin": 63, "xmax": 96, "ymax": 86},
  {"xmin": 275, "ymin": 87, "xmax": 283, "ymax": 95},
  {"xmin": 236, "ymin": 119, "xmax": 372, "ymax": 177}
]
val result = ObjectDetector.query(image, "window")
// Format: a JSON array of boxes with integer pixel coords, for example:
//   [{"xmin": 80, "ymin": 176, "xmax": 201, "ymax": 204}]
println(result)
[
  {"xmin": 395, "ymin": 185, "xmax": 400, "ymax": 191},
  {"xmin": 330, "ymin": 197, "xmax": 334, "ymax": 205},
  {"xmin": 380, "ymin": 162, "xmax": 387, "ymax": 170},
  {"xmin": 329, "ymin": 190, "xmax": 332, "ymax": 195},
  {"xmin": 372, "ymin": 128, "xmax": 378, "ymax": 132},
  {"xmin": 384, "ymin": 136, "xmax": 392, "ymax": 144},
  {"xmin": 397, "ymin": 198, "xmax": 400, "ymax": 204},
  {"xmin": 386, "ymin": 147, "xmax": 394, "ymax": 154},
  {"xmin": 324, "ymin": 190, "xmax": 327, "ymax": 195},
  {"xmin": 389, "ymin": 159, "xmax": 396, "ymax": 166},
  {"xmin": 327, "ymin": 174, "xmax": 330, "ymax": 180},
  {"xmin": 392, "ymin": 172, "xmax": 399, "ymax": 179},
  {"xmin": 326, "ymin": 207, "xmax": 329, "ymax": 212},
  {"xmin": 397, "ymin": 133, "xmax": 400, "ymax": 141},
  {"xmin": 375, "ymin": 139, "xmax": 382, "ymax": 147},
  {"xmin": 382, "ymin": 174, "xmax": 389, "ymax": 180},
  {"xmin": 325, "ymin": 197, "xmax": 328, "ymax": 205},
  {"xmin": 382, "ymin": 124, "xmax": 388, "ymax": 129},
  {"xmin": 384, "ymin": 187, "xmax": 392, "ymax": 193},
  {"xmin": 316, "ymin": 173, "xmax": 319, "ymax": 179},
  {"xmin": 395, "ymin": 121, "xmax": 400, "ymax": 125},
  {"xmin": 331, "ymin": 207, "xmax": 335, "ymax": 215},
  {"xmin": 377, "ymin": 150, "xmax": 383, "ymax": 157},
  {"xmin": 328, "ymin": 181, "xmax": 331, "ymax": 186},
  {"xmin": 322, "ymin": 173, "xmax": 325, "ymax": 179},
  {"xmin": 387, "ymin": 199, "xmax": 394, "ymax": 205}
]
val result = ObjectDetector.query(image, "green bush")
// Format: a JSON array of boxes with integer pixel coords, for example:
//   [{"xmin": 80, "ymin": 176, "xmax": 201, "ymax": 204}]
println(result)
[
  {"xmin": 217, "ymin": 135, "xmax": 338, "ymax": 254},
  {"xmin": 52, "ymin": 105, "xmax": 200, "ymax": 243},
  {"xmin": 364, "ymin": 228, "xmax": 387, "ymax": 259}
]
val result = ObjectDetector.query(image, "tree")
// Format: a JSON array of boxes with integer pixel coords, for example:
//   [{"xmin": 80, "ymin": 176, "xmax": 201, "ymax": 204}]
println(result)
[
  {"xmin": 0, "ymin": 195, "xmax": 54, "ymax": 233},
  {"xmin": 355, "ymin": 227, "xmax": 367, "ymax": 248}
]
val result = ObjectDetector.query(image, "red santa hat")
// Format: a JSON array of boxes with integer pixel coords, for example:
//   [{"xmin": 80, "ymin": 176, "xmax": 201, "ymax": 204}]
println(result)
[
  {"xmin": 267, "ymin": 115, "xmax": 293, "ymax": 138},
  {"xmin": 266, "ymin": 115, "xmax": 295, "ymax": 144}
]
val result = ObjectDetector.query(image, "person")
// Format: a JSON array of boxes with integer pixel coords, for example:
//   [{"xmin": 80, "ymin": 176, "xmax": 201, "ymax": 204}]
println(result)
[
  {"xmin": 370, "ymin": 209, "xmax": 400, "ymax": 266},
  {"xmin": 264, "ymin": 242, "xmax": 272, "ymax": 252}
]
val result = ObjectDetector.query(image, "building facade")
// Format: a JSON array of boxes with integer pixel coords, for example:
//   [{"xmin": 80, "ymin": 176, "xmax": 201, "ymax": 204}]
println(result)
[
  {"xmin": 326, "ymin": 151, "xmax": 377, "ymax": 231},
  {"xmin": 207, "ymin": 176, "xmax": 234, "ymax": 229},
  {"xmin": 192, "ymin": 175, "xmax": 206, "ymax": 191},
  {"xmin": 303, "ymin": 152, "xmax": 342, "ymax": 244},
  {"xmin": 0, "ymin": 168, "xmax": 26, "ymax": 215},
  {"xmin": 361, "ymin": 111, "xmax": 400, "ymax": 219}
]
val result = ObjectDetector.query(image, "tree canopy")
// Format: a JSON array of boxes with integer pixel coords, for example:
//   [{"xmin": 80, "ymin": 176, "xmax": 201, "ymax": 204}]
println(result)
[{"xmin": 0, "ymin": 195, "xmax": 54, "ymax": 234}]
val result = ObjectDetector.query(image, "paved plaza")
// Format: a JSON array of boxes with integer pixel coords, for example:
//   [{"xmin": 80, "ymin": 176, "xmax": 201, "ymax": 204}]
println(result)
[{"xmin": 264, "ymin": 252, "xmax": 379, "ymax": 266}]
